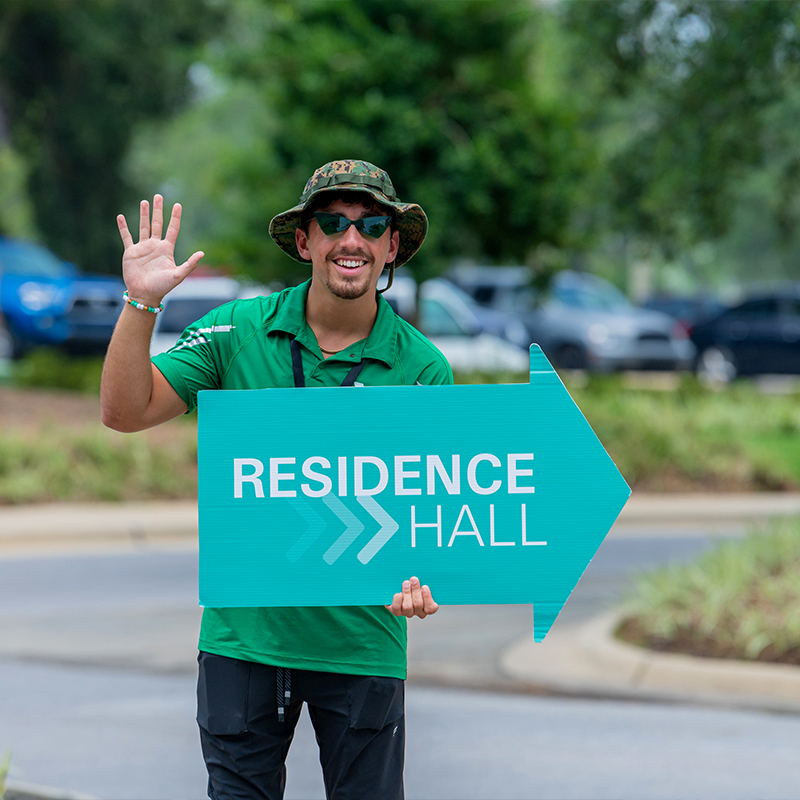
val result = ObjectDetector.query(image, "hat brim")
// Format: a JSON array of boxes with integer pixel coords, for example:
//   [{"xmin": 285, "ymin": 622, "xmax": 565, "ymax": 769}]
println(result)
[{"xmin": 269, "ymin": 185, "xmax": 428, "ymax": 268}]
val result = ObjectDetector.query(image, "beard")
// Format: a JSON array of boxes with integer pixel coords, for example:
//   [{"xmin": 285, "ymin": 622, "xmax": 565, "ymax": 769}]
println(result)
[{"xmin": 323, "ymin": 253, "xmax": 377, "ymax": 300}]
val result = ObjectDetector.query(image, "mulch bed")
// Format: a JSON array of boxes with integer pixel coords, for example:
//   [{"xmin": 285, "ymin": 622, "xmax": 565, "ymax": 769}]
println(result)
[{"xmin": 616, "ymin": 616, "xmax": 800, "ymax": 666}]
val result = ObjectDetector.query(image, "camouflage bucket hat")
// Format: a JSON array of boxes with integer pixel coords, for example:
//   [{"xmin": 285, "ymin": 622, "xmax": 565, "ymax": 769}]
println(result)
[{"xmin": 269, "ymin": 160, "xmax": 428, "ymax": 268}]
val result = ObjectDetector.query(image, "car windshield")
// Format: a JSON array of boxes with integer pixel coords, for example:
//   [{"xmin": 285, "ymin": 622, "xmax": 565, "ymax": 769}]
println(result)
[
  {"xmin": 553, "ymin": 278, "xmax": 632, "ymax": 312},
  {"xmin": 160, "ymin": 297, "xmax": 235, "ymax": 333},
  {"xmin": 0, "ymin": 241, "xmax": 69, "ymax": 278},
  {"xmin": 473, "ymin": 284, "xmax": 537, "ymax": 313}
]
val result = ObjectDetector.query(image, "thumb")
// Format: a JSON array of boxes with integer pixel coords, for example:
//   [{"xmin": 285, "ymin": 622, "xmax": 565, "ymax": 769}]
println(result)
[{"xmin": 177, "ymin": 251, "xmax": 204, "ymax": 279}]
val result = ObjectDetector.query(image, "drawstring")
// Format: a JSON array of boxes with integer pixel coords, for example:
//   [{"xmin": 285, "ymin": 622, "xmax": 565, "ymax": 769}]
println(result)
[
  {"xmin": 277, "ymin": 667, "xmax": 291, "ymax": 723},
  {"xmin": 290, "ymin": 338, "xmax": 368, "ymax": 387}
]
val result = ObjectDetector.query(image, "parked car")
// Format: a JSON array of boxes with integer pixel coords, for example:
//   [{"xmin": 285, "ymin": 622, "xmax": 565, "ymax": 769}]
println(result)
[
  {"xmin": 447, "ymin": 266, "xmax": 695, "ymax": 371},
  {"xmin": 641, "ymin": 293, "xmax": 727, "ymax": 335},
  {"xmin": 0, "ymin": 236, "xmax": 125, "ymax": 358},
  {"xmin": 382, "ymin": 276, "xmax": 531, "ymax": 373},
  {"xmin": 690, "ymin": 289, "xmax": 800, "ymax": 384},
  {"xmin": 151, "ymin": 274, "xmax": 530, "ymax": 373},
  {"xmin": 150, "ymin": 276, "xmax": 276, "ymax": 356}
]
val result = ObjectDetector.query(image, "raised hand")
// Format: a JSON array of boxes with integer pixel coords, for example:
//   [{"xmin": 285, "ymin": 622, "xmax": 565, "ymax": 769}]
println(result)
[{"xmin": 116, "ymin": 195, "xmax": 204, "ymax": 307}]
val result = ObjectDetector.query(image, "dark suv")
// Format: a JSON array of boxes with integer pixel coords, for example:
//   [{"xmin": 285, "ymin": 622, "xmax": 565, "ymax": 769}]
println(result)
[{"xmin": 691, "ymin": 290, "xmax": 800, "ymax": 383}]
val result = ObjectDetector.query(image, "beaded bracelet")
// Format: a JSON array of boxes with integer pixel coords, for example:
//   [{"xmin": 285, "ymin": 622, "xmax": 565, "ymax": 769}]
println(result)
[{"xmin": 123, "ymin": 290, "xmax": 164, "ymax": 314}]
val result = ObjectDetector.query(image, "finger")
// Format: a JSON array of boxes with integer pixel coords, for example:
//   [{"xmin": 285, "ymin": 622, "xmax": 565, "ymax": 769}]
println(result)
[
  {"xmin": 165, "ymin": 203, "xmax": 182, "ymax": 246},
  {"xmin": 177, "ymin": 251, "xmax": 204, "ymax": 280},
  {"xmin": 117, "ymin": 215, "xmax": 134, "ymax": 249},
  {"xmin": 409, "ymin": 576, "xmax": 425, "ymax": 616},
  {"xmin": 401, "ymin": 580, "xmax": 414, "ymax": 618},
  {"xmin": 138, "ymin": 199, "xmax": 150, "ymax": 243},
  {"xmin": 151, "ymin": 194, "xmax": 164, "ymax": 239},
  {"xmin": 385, "ymin": 593, "xmax": 403, "ymax": 616},
  {"xmin": 421, "ymin": 585, "xmax": 439, "ymax": 616}
]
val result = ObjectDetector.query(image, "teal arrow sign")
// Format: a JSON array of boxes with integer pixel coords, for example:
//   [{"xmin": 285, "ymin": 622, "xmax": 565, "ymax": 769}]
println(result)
[{"xmin": 197, "ymin": 345, "xmax": 631, "ymax": 641}]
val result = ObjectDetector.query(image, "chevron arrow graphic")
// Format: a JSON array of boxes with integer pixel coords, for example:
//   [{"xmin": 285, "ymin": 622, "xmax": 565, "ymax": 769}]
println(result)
[
  {"xmin": 356, "ymin": 496, "xmax": 399, "ymax": 564},
  {"xmin": 286, "ymin": 497, "xmax": 328, "ymax": 563},
  {"xmin": 322, "ymin": 495, "xmax": 365, "ymax": 565}
]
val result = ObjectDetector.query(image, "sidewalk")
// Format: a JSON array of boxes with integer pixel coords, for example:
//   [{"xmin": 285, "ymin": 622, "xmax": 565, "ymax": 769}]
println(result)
[{"xmin": 2, "ymin": 492, "xmax": 800, "ymax": 716}]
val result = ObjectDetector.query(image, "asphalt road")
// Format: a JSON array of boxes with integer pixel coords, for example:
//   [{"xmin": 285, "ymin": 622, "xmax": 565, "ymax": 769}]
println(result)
[
  {"xmin": 5, "ymin": 521, "xmax": 795, "ymax": 800},
  {"xmin": 3, "ymin": 659, "xmax": 799, "ymax": 800},
  {"xmin": 0, "ymin": 524, "xmax": 735, "ymax": 676}
]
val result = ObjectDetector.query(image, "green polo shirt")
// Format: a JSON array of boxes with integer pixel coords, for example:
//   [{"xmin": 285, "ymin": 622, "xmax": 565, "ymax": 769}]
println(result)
[{"xmin": 152, "ymin": 279, "xmax": 453, "ymax": 679}]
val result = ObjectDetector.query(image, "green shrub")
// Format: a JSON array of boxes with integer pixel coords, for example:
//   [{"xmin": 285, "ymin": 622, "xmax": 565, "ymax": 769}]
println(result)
[
  {"xmin": 0, "ymin": 427, "xmax": 197, "ymax": 504},
  {"xmin": 618, "ymin": 517, "xmax": 800, "ymax": 663},
  {"xmin": 12, "ymin": 349, "xmax": 104, "ymax": 394},
  {"xmin": 458, "ymin": 369, "xmax": 800, "ymax": 491}
]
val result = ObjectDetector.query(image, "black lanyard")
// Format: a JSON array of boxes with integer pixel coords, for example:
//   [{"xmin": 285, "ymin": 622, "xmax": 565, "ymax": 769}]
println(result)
[{"xmin": 290, "ymin": 338, "xmax": 367, "ymax": 388}]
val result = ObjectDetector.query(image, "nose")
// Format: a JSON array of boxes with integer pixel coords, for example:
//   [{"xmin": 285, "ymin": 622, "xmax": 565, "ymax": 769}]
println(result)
[{"xmin": 339, "ymin": 222, "xmax": 366, "ymax": 247}]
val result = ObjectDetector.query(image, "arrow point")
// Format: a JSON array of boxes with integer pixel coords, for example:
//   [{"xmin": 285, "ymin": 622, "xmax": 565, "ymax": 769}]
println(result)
[
  {"xmin": 532, "ymin": 601, "xmax": 564, "ymax": 643},
  {"xmin": 528, "ymin": 343, "xmax": 552, "ymax": 372}
]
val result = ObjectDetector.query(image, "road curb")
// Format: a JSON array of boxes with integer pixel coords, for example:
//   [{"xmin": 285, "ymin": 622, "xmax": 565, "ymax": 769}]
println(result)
[
  {"xmin": 501, "ymin": 610, "xmax": 800, "ymax": 713},
  {"xmin": 0, "ymin": 501, "xmax": 197, "ymax": 551},
  {"xmin": 617, "ymin": 492, "xmax": 800, "ymax": 523}
]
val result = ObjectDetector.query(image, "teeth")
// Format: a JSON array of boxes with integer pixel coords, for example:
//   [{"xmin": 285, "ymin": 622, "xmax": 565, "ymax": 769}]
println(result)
[{"xmin": 337, "ymin": 259, "xmax": 363, "ymax": 268}]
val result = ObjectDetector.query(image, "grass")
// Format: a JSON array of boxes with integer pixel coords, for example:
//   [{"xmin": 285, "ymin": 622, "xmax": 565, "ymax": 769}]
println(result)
[
  {"xmin": 616, "ymin": 516, "xmax": 800, "ymax": 664},
  {"xmin": 0, "ymin": 425, "xmax": 197, "ymax": 504},
  {"xmin": 11, "ymin": 349, "xmax": 104, "ymax": 393},
  {"xmin": 573, "ymin": 374, "xmax": 800, "ymax": 491},
  {"xmin": 457, "ymin": 369, "xmax": 800, "ymax": 491}
]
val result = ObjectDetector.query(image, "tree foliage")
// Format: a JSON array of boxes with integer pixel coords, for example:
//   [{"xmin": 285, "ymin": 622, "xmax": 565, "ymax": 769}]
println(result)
[
  {"xmin": 206, "ymin": 0, "xmax": 591, "ymax": 282},
  {"xmin": 562, "ymin": 0, "xmax": 800, "ymax": 255},
  {"xmin": 0, "ymin": 0, "xmax": 219, "ymax": 271}
]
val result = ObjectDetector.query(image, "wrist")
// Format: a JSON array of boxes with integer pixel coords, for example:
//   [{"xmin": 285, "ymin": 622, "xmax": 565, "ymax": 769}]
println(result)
[
  {"xmin": 123, "ymin": 290, "xmax": 164, "ymax": 315},
  {"xmin": 125, "ymin": 289, "xmax": 164, "ymax": 306}
]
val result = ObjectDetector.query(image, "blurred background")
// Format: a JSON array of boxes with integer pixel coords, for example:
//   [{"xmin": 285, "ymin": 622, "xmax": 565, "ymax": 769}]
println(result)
[{"xmin": 3, "ymin": 2, "xmax": 800, "ymax": 799}]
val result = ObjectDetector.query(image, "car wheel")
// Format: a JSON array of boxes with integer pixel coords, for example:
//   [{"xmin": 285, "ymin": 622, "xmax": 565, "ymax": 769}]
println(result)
[
  {"xmin": 556, "ymin": 344, "xmax": 588, "ymax": 370},
  {"xmin": 696, "ymin": 346, "xmax": 738, "ymax": 386}
]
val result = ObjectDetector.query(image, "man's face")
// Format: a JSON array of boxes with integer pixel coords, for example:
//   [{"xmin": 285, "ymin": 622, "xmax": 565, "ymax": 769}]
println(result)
[{"xmin": 295, "ymin": 196, "xmax": 400, "ymax": 301}]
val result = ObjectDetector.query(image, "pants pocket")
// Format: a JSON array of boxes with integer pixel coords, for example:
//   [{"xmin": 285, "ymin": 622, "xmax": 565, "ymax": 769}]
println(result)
[
  {"xmin": 197, "ymin": 651, "xmax": 251, "ymax": 735},
  {"xmin": 346, "ymin": 675, "xmax": 405, "ymax": 731}
]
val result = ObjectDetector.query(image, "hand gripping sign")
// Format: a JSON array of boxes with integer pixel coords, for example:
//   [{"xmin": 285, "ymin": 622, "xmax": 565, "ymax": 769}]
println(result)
[{"xmin": 197, "ymin": 345, "xmax": 631, "ymax": 641}]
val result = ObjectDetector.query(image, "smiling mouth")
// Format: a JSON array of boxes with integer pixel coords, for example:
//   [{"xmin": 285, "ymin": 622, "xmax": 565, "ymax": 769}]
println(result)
[{"xmin": 332, "ymin": 257, "xmax": 368, "ymax": 270}]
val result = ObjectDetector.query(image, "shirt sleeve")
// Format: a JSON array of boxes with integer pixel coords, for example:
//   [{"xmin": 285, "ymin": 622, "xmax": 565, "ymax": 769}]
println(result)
[
  {"xmin": 151, "ymin": 302, "xmax": 235, "ymax": 413},
  {"xmin": 416, "ymin": 353, "xmax": 454, "ymax": 386}
]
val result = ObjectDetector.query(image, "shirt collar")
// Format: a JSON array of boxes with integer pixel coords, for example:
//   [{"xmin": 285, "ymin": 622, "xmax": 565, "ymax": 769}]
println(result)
[{"xmin": 270, "ymin": 279, "xmax": 398, "ymax": 367}]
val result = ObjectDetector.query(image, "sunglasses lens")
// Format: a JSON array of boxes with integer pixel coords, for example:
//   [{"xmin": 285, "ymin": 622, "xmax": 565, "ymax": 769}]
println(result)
[
  {"xmin": 359, "ymin": 217, "xmax": 390, "ymax": 238},
  {"xmin": 313, "ymin": 212, "xmax": 391, "ymax": 238},
  {"xmin": 314, "ymin": 212, "xmax": 348, "ymax": 235}
]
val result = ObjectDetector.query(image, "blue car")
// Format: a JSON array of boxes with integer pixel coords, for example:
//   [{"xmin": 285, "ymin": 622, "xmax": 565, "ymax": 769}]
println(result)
[{"xmin": 0, "ymin": 237, "xmax": 125, "ymax": 359}]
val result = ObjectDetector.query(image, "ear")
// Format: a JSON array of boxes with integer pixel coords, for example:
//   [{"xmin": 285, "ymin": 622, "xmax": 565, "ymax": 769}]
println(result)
[
  {"xmin": 296, "ymin": 226, "xmax": 311, "ymax": 261},
  {"xmin": 386, "ymin": 229, "xmax": 400, "ymax": 264}
]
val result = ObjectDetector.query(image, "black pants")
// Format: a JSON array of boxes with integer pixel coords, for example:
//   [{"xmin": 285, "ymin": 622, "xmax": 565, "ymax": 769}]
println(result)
[{"xmin": 197, "ymin": 652, "xmax": 405, "ymax": 800}]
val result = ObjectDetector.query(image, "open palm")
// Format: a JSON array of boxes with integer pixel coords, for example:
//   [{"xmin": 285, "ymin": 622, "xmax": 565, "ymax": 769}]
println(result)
[{"xmin": 116, "ymin": 194, "xmax": 204, "ymax": 306}]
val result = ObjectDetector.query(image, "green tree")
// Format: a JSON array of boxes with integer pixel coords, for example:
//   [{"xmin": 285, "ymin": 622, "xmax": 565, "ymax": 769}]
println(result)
[
  {"xmin": 202, "ymin": 0, "xmax": 591, "ymax": 283},
  {"xmin": 0, "ymin": 0, "xmax": 220, "ymax": 272},
  {"xmin": 562, "ymin": 0, "xmax": 800, "ymax": 255}
]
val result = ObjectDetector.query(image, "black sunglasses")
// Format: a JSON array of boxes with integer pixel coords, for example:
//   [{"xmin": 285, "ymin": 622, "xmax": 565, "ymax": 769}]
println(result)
[{"xmin": 314, "ymin": 211, "xmax": 392, "ymax": 239}]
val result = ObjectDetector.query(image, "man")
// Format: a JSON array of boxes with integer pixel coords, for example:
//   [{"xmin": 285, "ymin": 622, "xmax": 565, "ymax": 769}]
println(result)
[{"xmin": 101, "ymin": 160, "xmax": 451, "ymax": 799}]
